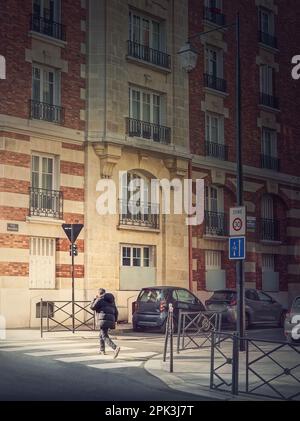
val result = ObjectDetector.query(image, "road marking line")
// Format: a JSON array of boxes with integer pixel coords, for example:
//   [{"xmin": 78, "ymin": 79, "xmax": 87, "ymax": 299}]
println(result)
[
  {"xmin": 0, "ymin": 340, "xmax": 84, "ymax": 348},
  {"xmin": 0, "ymin": 341, "xmax": 98, "ymax": 352},
  {"xmin": 87, "ymin": 361, "xmax": 143, "ymax": 369},
  {"xmin": 25, "ymin": 346, "xmax": 133, "ymax": 357}
]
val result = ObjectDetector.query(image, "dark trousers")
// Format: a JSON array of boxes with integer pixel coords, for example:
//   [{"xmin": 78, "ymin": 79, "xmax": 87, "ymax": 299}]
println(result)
[{"xmin": 99, "ymin": 327, "xmax": 117, "ymax": 351}]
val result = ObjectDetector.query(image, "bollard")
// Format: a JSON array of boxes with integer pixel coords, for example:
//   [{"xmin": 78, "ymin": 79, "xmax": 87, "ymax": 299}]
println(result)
[
  {"xmin": 169, "ymin": 303, "xmax": 174, "ymax": 373},
  {"xmin": 163, "ymin": 309, "xmax": 170, "ymax": 362},
  {"xmin": 40, "ymin": 298, "xmax": 43, "ymax": 339},
  {"xmin": 232, "ymin": 333, "xmax": 239, "ymax": 395}
]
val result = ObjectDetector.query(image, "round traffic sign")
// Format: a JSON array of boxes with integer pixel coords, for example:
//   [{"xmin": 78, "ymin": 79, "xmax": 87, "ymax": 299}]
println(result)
[{"xmin": 232, "ymin": 217, "xmax": 243, "ymax": 232}]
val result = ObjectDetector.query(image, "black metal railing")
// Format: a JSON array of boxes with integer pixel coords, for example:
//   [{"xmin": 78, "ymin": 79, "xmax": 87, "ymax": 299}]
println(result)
[
  {"xmin": 259, "ymin": 92, "xmax": 279, "ymax": 109},
  {"xmin": 29, "ymin": 187, "xmax": 63, "ymax": 219},
  {"xmin": 205, "ymin": 141, "xmax": 228, "ymax": 161},
  {"xmin": 261, "ymin": 154, "xmax": 280, "ymax": 171},
  {"xmin": 259, "ymin": 31, "xmax": 278, "ymax": 49},
  {"xmin": 127, "ymin": 40, "xmax": 171, "ymax": 69},
  {"xmin": 119, "ymin": 200, "xmax": 159, "ymax": 229},
  {"xmin": 203, "ymin": 6, "xmax": 226, "ymax": 26},
  {"xmin": 259, "ymin": 218, "xmax": 280, "ymax": 241},
  {"xmin": 30, "ymin": 100, "xmax": 64, "ymax": 124},
  {"xmin": 40, "ymin": 300, "xmax": 96, "ymax": 337},
  {"xmin": 204, "ymin": 73, "xmax": 227, "ymax": 93},
  {"xmin": 30, "ymin": 14, "xmax": 66, "ymax": 41},
  {"xmin": 205, "ymin": 211, "xmax": 228, "ymax": 236},
  {"xmin": 126, "ymin": 117, "xmax": 171, "ymax": 144}
]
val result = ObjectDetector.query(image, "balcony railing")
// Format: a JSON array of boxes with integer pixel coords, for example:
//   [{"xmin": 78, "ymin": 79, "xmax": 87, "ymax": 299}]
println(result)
[
  {"xmin": 261, "ymin": 154, "xmax": 280, "ymax": 171},
  {"xmin": 127, "ymin": 40, "xmax": 171, "ymax": 70},
  {"xmin": 119, "ymin": 200, "xmax": 159, "ymax": 229},
  {"xmin": 204, "ymin": 73, "xmax": 227, "ymax": 93},
  {"xmin": 126, "ymin": 118, "xmax": 171, "ymax": 144},
  {"xmin": 259, "ymin": 218, "xmax": 280, "ymax": 242},
  {"xmin": 30, "ymin": 14, "xmax": 66, "ymax": 41},
  {"xmin": 203, "ymin": 6, "xmax": 226, "ymax": 26},
  {"xmin": 259, "ymin": 93, "xmax": 279, "ymax": 109},
  {"xmin": 259, "ymin": 31, "xmax": 278, "ymax": 49},
  {"xmin": 205, "ymin": 141, "xmax": 228, "ymax": 161},
  {"xmin": 205, "ymin": 211, "xmax": 228, "ymax": 237},
  {"xmin": 30, "ymin": 100, "xmax": 64, "ymax": 124},
  {"xmin": 29, "ymin": 187, "xmax": 63, "ymax": 219}
]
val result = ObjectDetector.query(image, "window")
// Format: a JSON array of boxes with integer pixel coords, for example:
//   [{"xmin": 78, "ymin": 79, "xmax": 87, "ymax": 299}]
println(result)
[
  {"xmin": 129, "ymin": 11, "xmax": 164, "ymax": 52},
  {"xmin": 245, "ymin": 290, "xmax": 259, "ymax": 301},
  {"xmin": 261, "ymin": 194, "xmax": 274, "ymax": 220},
  {"xmin": 205, "ymin": 250, "xmax": 221, "ymax": 270},
  {"xmin": 205, "ymin": 46, "xmax": 223, "ymax": 78},
  {"xmin": 206, "ymin": 113, "xmax": 224, "ymax": 144},
  {"xmin": 262, "ymin": 254, "xmax": 275, "ymax": 272},
  {"xmin": 260, "ymin": 65, "xmax": 274, "ymax": 96},
  {"xmin": 259, "ymin": 8, "xmax": 274, "ymax": 35},
  {"xmin": 33, "ymin": 0, "xmax": 61, "ymax": 22},
  {"xmin": 29, "ymin": 237, "xmax": 56, "ymax": 289},
  {"xmin": 129, "ymin": 87, "xmax": 163, "ymax": 125},
  {"xmin": 176, "ymin": 289, "xmax": 196, "ymax": 304},
  {"xmin": 121, "ymin": 245, "xmax": 155, "ymax": 267},
  {"xmin": 32, "ymin": 65, "xmax": 60, "ymax": 106},
  {"xmin": 32, "ymin": 154, "xmax": 56, "ymax": 191},
  {"xmin": 205, "ymin": 186, "xmax": 220, "ymax": 213},
  {"xmin": 205, "ymin": 0, "xmax": 222, "ymax": 11},
  {"xmin": 262, "ymin": 128, "xmax": 277, "ymax": 157},
  {"xmin": 257, "ymin": 291, "xmax": 273, "ymax": 302}
]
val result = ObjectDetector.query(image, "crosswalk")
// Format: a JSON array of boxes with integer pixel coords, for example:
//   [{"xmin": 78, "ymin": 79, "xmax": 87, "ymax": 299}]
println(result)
[{"xmin": 0, "ymin": 338, "xmax": 159, "ymax": 371}]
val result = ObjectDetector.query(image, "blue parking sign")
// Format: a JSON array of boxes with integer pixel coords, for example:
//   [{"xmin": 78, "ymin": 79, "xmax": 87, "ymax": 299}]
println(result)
[{"xmin": 229, "ymin": 237, "xmax": 246, "ymax": 260}]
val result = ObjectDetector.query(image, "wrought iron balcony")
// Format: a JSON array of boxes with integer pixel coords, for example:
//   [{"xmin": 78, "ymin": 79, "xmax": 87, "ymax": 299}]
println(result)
[
  {"xmin": 126, "ymin": 118, "xmax": 171, "ymax": 144},
  {"xmin": 203, "ymin": 6, "xmax": 226, "ymax": 26},
  {"xmin": 204, "ymin": 73, "xmax": 227, "ymax": 93},
  {"xmin": 205, "ymin": 141, "xmax": 228, "ymax": 161},
  {"xmin": 261, "ymin": 154, "xmax": 280, "ymax": 171},
  {"xmin": 30, "ymin": 100, "xmax": 64, "ymax": 124},
  {"xmin": 30, "ymin": 14, "xmax": 66, "ymax": 41},
  {"xmin": 127, "ymin": 40, "xmax": 171, "ymax": 70},
  {"xmin": 259, "ymin": 31, "xmax": 278, "ymax": 49},
  {"xmin": 205, "ymin": 211, "xmax": 228, "ymax": 237},
  {"xmin": 29, "ymin": 187, "xmax": 63, "ymax": 219},
  {"xmin": 259, "ymin": 218, "xmax": 280, "ymax": 242},
  {"xmin": 259, "ymin": 93, "xmax": 279, "ymax": 109},
  {"xmin": 119, "ymin": 200, "xmax": 159, "ymax": 229}
]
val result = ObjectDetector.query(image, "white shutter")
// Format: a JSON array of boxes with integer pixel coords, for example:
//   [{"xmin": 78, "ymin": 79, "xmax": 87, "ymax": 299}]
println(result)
[
  {"xmin": 205, "ymin": 251, "xmax": 221, "ymax": 270},
  {"xmin": 29, "ymin": 237, "xmax": 56, "ymax": 289},
  {"xmin": 262, "ymin": 254, "xmax": 275, "ymax": 272}
]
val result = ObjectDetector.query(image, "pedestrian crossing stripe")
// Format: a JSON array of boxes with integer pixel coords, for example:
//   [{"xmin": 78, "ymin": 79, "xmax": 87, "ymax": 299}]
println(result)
[
  {"xmin": 0, "ymin": 340, "xmax": 83, "ymax": 348},
  {"xmin": 24, "ymin": 346, "xmax": 134, "ymax": 357},
  {"xmin": 55, "ymin": 352, "xmax": 157, "ymax": 363},
  {"xmin": 87, "ymin": 362, "xmax": 143, "ymax": 369},
  {"xmin": 0, "ymin": 341, "xmax": 99, "ymax": 352}
]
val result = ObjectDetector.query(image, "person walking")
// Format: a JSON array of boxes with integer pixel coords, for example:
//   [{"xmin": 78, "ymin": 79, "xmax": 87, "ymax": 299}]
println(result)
[{"xmin": 90, "ymin": 288, "xmax": 120, "ymax": 358}]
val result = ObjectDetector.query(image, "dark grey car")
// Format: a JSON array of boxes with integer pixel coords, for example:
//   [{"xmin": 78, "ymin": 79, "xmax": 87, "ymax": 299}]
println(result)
[{"xmin": 205, "ymin": 289, "xmax": 286, "ymax": 329}]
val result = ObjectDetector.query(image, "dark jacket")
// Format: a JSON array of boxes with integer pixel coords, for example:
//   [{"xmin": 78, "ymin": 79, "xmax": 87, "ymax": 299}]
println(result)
[{"xmin": 90, "ymin": 293, "xmax": 118, "ymax": 329}]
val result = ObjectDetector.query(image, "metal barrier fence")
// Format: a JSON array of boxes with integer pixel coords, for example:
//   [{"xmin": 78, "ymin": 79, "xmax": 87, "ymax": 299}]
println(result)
[
  {"xmin": 210, "ymin": 332, "xmax": 300, "ymax": 400},
  {"xmin": 177, "ymin": 310, "xmax": 222, "ymax": 353},
  {"xmin": 40, "ymin": 299, "xmax": 96, "ymax": 337}
]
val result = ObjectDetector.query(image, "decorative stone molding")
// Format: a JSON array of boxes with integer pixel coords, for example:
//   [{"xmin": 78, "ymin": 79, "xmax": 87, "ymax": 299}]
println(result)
[
  {"xmin": 93, "ymin": 143, "xmax": 122, "ymax": 179},
  {"xmin": 266, "ymin": 180, "xmax": 278, "ymax": 195},
  {"xmin": 211, "ymin": 169, "xmax": 226, "ymax": 186},
  {"xmin": 164, "ymin": 157, "xmax": 189, "ymax": 178}
]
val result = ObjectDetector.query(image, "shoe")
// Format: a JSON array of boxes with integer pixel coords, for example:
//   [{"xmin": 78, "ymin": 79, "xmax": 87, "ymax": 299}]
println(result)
[
  {"xmin": 99, "ymin": 350, "xmax": 106, "ymax": 355},
  {"xmin": 113, "ymin": 346, "xmax": 120, "ymax": 359}
]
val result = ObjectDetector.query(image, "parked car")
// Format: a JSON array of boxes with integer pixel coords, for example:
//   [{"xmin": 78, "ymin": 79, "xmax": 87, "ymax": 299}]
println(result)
[
  {"xmin": 284, "ymin": 296, "xmax": 300, "ymax": 343},
  {"xmin": 132, "ymin": 286, "xmax": 205, "ymax": 333},
  {"xmin": 205, "ymin": 289, "xmax": 286, "ymax": 329}
]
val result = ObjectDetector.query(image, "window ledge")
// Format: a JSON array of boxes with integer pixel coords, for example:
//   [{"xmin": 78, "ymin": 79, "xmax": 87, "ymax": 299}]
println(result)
[
  {"xmin": 258, "ymin": 103, "xmax": 281, "ymax": 113},
  {"xmin": 26, "ymin": 216, "xmax": 65, "ymax": 226},
  {"xmin": 29, "ymin": 31, "xmax": 67, "ymax": 48},
  {"xmin": 126, "ymin": 55, "xmax": 171, "ymax": 74},
  {"xmin": 203, "ymin": 87, "xmax": 229, "ymax": 98},
  {"xmin": 258, "ymin": 42, "xmax": 279, "ymax": 54},
  {"xmin": 118, "ymin": 224, "xmax": 160, "ymax": 233},
  {"xmin": 203, "ymin": 234, "xmax": 228, "ymax": 241},
  {"xmin": 259, "ymin": 240, "xmax": 282, "ymax": 246}
]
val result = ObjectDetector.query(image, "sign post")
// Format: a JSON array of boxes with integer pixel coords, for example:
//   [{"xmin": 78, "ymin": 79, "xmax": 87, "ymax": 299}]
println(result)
[
  {"xmin": 62, "ymin": 224, "xmax": 83, "ymax": 333},
  {"xmin": 229, "ymin": 207, "xmax": 246, "ymax": 351}
]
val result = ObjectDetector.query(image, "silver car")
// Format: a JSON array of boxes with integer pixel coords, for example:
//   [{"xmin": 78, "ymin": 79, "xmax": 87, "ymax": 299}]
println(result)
[
  {"xmin": 205, "ymin": 289, "xmax": 286, "ymax": 329},
  {"xmin": 284, "ymin": 296, "xmax": 300, "ymax": 343}
]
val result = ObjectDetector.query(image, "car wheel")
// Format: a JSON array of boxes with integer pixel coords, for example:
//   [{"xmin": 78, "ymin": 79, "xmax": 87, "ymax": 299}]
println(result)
[{"xmin": 278, "ymin": 311, "xmax": 286, "ymax": 328}]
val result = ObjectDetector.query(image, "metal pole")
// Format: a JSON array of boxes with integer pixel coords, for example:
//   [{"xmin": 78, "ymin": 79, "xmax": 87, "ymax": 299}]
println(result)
[
  {"xmin": 169, "ymin": 304, "xmax": 174, "ymax": 373},
  {"xmin": 40, "ymin": 298, "xmax": 43, "ymax": 338},
  {"xmin": 163, "ymin": 311, "xmax": 170, "ymax": 362},
  {"xmin": 235, "ymin": 12, "xmax": 245, "ymax": 352},
  {"xmin": 71, "ymin": 225, "xmax": 75, "ymax": 334}
]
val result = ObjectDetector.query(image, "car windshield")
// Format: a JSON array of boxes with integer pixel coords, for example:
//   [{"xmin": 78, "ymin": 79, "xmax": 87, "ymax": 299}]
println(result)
[
  {"xmin": 211, "ymin": 291, "xmax": 236, "ymax": 301},
  {"xmin": 139, "ymin": 289, "xmax": 166, "ymax": 303}
]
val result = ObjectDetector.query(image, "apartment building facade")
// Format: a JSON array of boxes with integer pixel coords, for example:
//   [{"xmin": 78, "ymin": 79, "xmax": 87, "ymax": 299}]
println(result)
[
  {"xmin": 0, "ymin": 0, "xmax": 190, "ymax": 327},
  {"xmin": 189, "ymin": 0, "xmax": 300, "ymax": 307},
  {"xmin": 0, "ymin": 0, "xmax": 86, "ymax": 327}
]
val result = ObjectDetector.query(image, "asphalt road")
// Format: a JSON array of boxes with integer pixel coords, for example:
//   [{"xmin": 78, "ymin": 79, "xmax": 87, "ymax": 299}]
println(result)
[{"xmin": 0, "ymin": 327, "xmax": 285, "ymax": 401}]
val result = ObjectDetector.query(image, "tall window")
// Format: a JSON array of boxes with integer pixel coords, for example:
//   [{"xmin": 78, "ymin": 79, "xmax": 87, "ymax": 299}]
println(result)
[
  {"xmin": 205, "ymin": 46, "xmax": 223, "ymax": 78},
  {"xmin": 33, "ymin": 0, "xmax": 61, "ymax": 22},
  {"xmin": 129, "ymin": 87, "xmax": 163, "ymax": 125},
  {"xmin": 262, "ymin": 128, "xmax": 277, "ymax": 157},
  {"xmin": 206, "ymin": 113, "xmax": 224, "ymax": 144},
  {"xmin": 260, "ymin": 65, "xmax": 274, "ymax": 96},
  {"xmin": 259, "ymin": 8, "xmax": 274, "ymax": 35},
  {"xmin": 31, "ymin": 154, "xmax": 56, "ymax": 191},
  {"xmin": 129, "ymin": 11, "xmax": 164, "ymax": 51},
  {"xmin": 205, "ymin": 186, "xmax": 219, "ymax": 213},
  {"xmin": 32, "ymin": 65, "xmax": 60, "ymax": 106},
  {"xmin": 261, "ymin": 194, "xmax": 274, "ymax": 220}
]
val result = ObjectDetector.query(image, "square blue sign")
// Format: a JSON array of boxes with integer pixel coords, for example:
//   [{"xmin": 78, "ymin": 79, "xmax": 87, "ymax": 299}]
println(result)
[{"xmin": 229, "ymin": 237, "xmax": 246, "ymax": 260}]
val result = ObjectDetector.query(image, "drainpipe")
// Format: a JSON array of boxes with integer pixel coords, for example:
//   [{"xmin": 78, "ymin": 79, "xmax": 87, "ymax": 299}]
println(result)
[{"xmin": 188, "ymin": 160, "xmax": 193, "ymax": 292}]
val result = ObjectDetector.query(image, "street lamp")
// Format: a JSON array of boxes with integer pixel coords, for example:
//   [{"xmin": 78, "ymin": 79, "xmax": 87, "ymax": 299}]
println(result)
[{"xmin": 179, "ymin": 13, "xmax": 245, "ymax": 350}]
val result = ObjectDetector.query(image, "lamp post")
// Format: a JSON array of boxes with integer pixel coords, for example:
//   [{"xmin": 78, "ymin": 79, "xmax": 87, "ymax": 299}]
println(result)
[{"xmin": 179, "ymin": 13, "xmax": 245, "ymax": 350}]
